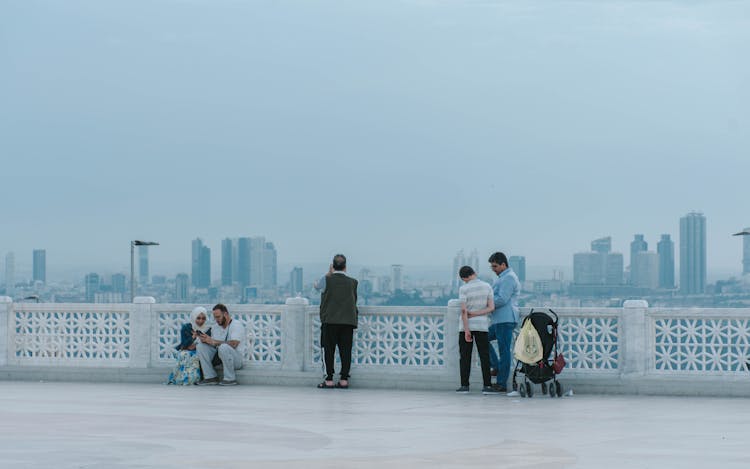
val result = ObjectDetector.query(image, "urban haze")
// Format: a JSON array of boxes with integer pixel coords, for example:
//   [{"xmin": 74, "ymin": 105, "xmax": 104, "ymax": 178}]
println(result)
[{"xmin": 1, "ymin": 1, "xmax": 748, "ymax": 306}]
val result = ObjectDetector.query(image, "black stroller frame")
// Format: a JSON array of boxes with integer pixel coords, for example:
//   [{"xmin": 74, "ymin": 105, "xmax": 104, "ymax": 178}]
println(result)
[{"xmin": 512, "ymin": 308, "xmax": 564, "ymax": 398}]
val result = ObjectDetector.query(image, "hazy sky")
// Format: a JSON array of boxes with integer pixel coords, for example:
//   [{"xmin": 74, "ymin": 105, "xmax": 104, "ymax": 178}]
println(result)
[{"xmin": 1, "ymin": 0, "xmax": 748, "ymax": 279}]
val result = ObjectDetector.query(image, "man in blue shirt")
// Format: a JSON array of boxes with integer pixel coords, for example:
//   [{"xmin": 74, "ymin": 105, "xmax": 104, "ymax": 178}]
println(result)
[{"xmin": 488, "ymin": 252, "xmax": 521, "ymax": 392}]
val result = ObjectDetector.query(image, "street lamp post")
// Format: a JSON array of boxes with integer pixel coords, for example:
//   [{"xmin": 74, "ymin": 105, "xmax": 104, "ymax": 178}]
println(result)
[{"xmin": 131, "ymin": 240, "xmax": 159, "ymax": 302}]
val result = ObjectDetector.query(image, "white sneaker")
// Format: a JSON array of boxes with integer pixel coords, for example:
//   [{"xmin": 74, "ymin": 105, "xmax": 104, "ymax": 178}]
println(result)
[{"xmin": 506, "ymin": 390, "xmax": 520, "ymax": 397}]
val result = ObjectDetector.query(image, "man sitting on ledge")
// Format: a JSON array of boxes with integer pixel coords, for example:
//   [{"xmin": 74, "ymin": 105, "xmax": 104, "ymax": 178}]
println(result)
[{"xmin": 196, "ymin": 303, "xmax": 247, "ymax": 386}]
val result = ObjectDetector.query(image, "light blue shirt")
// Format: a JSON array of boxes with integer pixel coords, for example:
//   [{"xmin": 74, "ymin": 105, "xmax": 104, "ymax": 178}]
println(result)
[
  {"xmin": 490, "ymin": 267, "xmax": 521, "ymax": 325},
  {"xmin": 314, "ymin": 271, "xmax": 348, "ymax": 294}
]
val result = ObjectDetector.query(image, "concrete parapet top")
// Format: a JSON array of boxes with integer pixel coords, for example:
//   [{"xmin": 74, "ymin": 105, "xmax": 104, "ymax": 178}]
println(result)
[
  {"xmin": 132, "ymin": 296, "xmax": 156, "ymax": 304},
  {"xmin": 285, "ymin": 297, "xmax": 310, "ymax": 306},
  {"xmin": 623, "ymin": 299, "xmax": 649, "ymax": 308}
]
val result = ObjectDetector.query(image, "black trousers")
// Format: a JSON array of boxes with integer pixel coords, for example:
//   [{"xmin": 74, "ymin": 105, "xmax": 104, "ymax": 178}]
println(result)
[
  {"xmin": 322, "ymin": 323, "xmax": 355, "ymax": 381},
  {"xmin": 459, "ymin": 331, "xmax": 491, "ymax": 387}
]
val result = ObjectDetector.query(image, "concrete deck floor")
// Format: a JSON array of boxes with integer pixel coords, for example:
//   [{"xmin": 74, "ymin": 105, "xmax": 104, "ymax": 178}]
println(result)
[{"xmin": 0, "ymin": 381, "xmax": 747, "ymax": 469}]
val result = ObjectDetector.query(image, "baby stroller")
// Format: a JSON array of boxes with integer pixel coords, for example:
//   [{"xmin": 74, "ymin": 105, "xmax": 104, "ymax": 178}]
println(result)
[{"xmin": 512, "ymin": 308, "xmax": 564, "ymax": 398}]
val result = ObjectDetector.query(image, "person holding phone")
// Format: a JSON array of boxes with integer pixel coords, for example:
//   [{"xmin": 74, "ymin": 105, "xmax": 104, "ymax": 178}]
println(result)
[
  {"xmin": 167, "ymin": 306, "xmax": 211, "ymax": 385},
  {"xmin": 314, "ymin": 254, "xmax": 358, "ymax": 389},
  {"xmin": 196, "ymin": 303, "xmax": 247, "ymax": 386}
]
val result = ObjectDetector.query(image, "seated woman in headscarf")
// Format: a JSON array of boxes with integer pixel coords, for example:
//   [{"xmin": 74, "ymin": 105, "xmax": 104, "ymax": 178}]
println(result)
[{"xmin": 167, "ymin": 306, "xmax": 211, "ymax": 385}]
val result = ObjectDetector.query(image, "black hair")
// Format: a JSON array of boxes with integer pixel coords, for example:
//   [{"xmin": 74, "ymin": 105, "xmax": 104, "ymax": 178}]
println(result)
[
  {"xmin": 332, "ymin": 254, "xmax": 347, "ymax": 271},
  {"xmin": 212, "ymin": 303, "xmax": 228, "ymax": 314},
  {"xmin": 488, "ymin": 252, "xmax": 508, "ymax": 267},
  {"xmin": 459, "ymin": 266, "xmax": 475, "ymax": 279}
]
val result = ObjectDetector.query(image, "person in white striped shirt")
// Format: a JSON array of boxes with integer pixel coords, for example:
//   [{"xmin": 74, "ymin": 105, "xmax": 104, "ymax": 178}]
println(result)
[{"xmin": 456, "ymin": 266, "xmax": 500, "ymax": 394}]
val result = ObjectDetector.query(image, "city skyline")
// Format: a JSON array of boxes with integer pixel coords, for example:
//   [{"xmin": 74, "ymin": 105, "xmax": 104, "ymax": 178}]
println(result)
[{"xmin": 1, "ymin": 1, "xmax": 748, "ymax": 280}]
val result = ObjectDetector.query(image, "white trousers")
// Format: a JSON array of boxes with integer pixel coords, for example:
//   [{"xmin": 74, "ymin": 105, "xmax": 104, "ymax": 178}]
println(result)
[{"xmin": 197, "ymin": 342, "xmax": 243, "ymax": 381}]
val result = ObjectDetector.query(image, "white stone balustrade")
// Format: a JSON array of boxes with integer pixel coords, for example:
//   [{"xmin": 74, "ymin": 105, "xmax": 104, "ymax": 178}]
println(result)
[{"xmin": 0, "ymin": 298, "xmax": 748, "ymax": 396}]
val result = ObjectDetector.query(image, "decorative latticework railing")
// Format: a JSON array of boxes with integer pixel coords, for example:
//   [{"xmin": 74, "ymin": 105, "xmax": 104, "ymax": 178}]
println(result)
[
  {"xmin": 11, "ymin": 304, "xmax": 131, "ymax": 365},
  {"xmin": 651, "ymin": 309, "xmax": 750, "ymax": 374},
  {"xmin": 308, "ymin": 306, "xmax": 447, "ymax": 369}
]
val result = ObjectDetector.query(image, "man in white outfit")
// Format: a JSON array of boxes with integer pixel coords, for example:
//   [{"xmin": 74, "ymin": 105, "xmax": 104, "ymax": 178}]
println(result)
[{"xmin": 196, "ymin": 303, "xmax": 247, "ymax": 386}]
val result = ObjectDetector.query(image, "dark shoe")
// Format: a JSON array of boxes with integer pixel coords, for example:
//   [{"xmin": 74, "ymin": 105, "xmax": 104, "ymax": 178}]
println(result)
[
  {"xmin": 455, "ymin": 386, "xmax": 470, "ymax": 394},
  {"xmin": 335, "ymin": 381, "xmax": 349, "ymax": 389},
  {"xmin": 490, "ymin": 368, "xmax": 498, "ymax": 377},
  {"xmin": 317, "ymin": 381, "xmax": 335, "ymax": 389},
  {"xmin": 218, "ymin": 380, "xmax": 238, "ymax": 386},
  {"xmin": 482, "ymin": 386, "xmax": 503, "ymax": 395},
  {"xmin": 491, "ymin": 384, "xmax": 508, "ymax": 392},
  {"xmin": 197, "ymin": 377, "xmax": 219, "ymax": 386}
]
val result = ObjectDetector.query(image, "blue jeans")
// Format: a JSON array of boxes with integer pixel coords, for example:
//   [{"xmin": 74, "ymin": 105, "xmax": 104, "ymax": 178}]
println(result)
[
  {"xmin": 487, "ymin": 326, "xmax": 499, "ymax": 370},
  {"xmin": 490, "ymin": 322, "xmax": 516, "ymax": 388}
]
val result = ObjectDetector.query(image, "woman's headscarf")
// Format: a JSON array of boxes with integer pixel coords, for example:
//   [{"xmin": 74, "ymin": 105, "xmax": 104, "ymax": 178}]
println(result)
[{"xmin": 190, "ymin": 306, "xmax": 210, "ymax": 333}]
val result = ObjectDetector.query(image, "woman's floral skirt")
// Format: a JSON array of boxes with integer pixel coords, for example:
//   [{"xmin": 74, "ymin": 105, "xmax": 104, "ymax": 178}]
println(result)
[{"xmin": 167, "ymin": 350, "xmax": 202, "ymax": 385}]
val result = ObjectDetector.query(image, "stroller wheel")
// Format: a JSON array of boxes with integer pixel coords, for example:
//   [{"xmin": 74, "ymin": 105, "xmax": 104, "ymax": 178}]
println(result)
[
  {"xmin": 526, "ymin": 382, "xmax": 533, "ymax": 398},
  {"xmin": 555, "ymin": 381, "xmax": 563, "ymax": 397},
  {"xmin": 541, "ymin": 382, "xmax": 548, "ymax": 395},
  {"xmin": 519, "ymin": 381, "xmax": 527, "ymax": 397},
  {"xmin": 549, "ymin": 381, "xmax": 556, "ymax": 398}
]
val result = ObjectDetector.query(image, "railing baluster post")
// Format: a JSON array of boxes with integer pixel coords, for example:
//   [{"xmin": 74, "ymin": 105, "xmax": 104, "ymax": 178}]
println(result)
[
  {"xmin": 131, "ymin": 296, "xmax": 156, "ymax": 368},
  {"xmin": 446, "ymin": 299, "xmax": 461, "ymax": 381},
  {"xmin": 282, "ymin": 297, "xmax": 309, "ymax": 371},
  {"xmin": 0, "ymin": 296, "xmax": 11, "ymax": 367},
  {"xmin": 621, "ymin": 300, "xmax": 648, "ymax": 378}
]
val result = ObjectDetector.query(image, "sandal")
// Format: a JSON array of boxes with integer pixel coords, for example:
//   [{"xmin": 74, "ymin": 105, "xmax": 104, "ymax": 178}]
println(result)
[
  {"xmin": 335, "ymin": 381, "xmax": 349, "ymax": 389},
  {"xmin": 317, "ymin": 381, "xmax": 335, "ymax": 389}
]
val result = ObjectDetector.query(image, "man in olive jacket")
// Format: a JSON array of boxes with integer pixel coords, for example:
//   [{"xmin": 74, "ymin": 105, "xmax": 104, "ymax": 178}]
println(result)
[{"xmin": 314, "ymin": 254, "xmax": 358, "ymax": 389}]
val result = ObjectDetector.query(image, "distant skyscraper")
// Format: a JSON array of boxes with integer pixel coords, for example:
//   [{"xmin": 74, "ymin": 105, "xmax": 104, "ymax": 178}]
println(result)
[
  {"xmin": 467, "ymin": 249, "xmax": 479, "ymax": 274},
  {"xmin": 452, "ymin": 250, "xmax": 466, "ymax": 292},
  {"xmin": 85, "ymin": 273, "xmax": 100, "ymax": 303},
  {"xmin": 509, "ymin": 256, "xmax": 526, "ymax": 283},
  {"xmin": 391, "ymin": 264, "xmax": 403, "ymax": 292},
  {"xmin": 138, "ymin": 246, "xmax": 149, "ymax": 285},
  {"xmin": 657, "ymin": 234, "xmax": 675, "ymax": 289},
  {"xmin": 221, "ymin": 238, "xmax": 233, "ymax": 286},
  {"xmin": 289, "ymin": 267, "xmax": 303, "ymax": 296},
  {"xmin": 111, "ymin": 273, "xmax": 127, "ymax": 294},
  {"xmin": 175, "ymin": 273, "xmax": 189, "ymax": 303},
  {"xmin": 573, "ymin": 237, "xmax": 623, "ymax": 285},
  {"xmin": 743, "ymin": 227, "xmax": 750, "ymax": 275},
  {"xmin": 629, "ymin": 235, "xmax": 647, "ymax": 285},
  {"xmin": 591, "ymin": 237, "xmax": 611, "ymax": 254},
  {"xmin": 633, "ymin": 251, "xmax": 659, "ymax": 290},
  {"xmin": 191, "ymin": 238, "xmax": 211, "ymax": 288},
  {"xmin": 680, "ymin": 212, "xmax": 706, "ymax": 295},
  {"xmin": 4, "ymin": 252, "xmax": 15, "ymax": 297},
  {"xmin": 33, "ymin": 249, "xmax": 46, "ymax": 283},
  {"xmin": 263, "ymin": 242, "xmax": 277, "ymax": 288}
]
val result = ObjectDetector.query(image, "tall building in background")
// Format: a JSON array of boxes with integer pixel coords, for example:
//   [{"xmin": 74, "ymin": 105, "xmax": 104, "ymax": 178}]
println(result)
[
  {"xmin": 33, "ymin": 249, "xmax": 46, "ymax": 283},
  {"xmin": 175, "ymin": 273, "xmax": 189, "ymax": 303},
  {"xmin": 657, "ymin": 234, "xmax": 675, "ymax": 289},
  {"xmin": 467, "ymin": 249, "xmax": 479, "ymax": 274},
  {"xmin": 629, "ymin": 235, "xmax": 647, "ymax": 285},
  {"xmin": 509, "ymin": 256, "xmax": 526, "ymax": 283},
  {"xmin": 632, "ymin": 251, "xmax": 659, "ymax": 290},
  {"xmin": 191, "ymin": 238, "xmax": 211, "ymax": 288},
  {"xmin": 743, "ymin": 227, "xmax": 750, "ymax": 275},
  {"xmin": 680, "ymin": 212, "xmax": 706, "ymax": 295},
  {"xmin": 4, "ymin": 252, "xmax": 15, "ymax": 297},
  {"xmin": 231, "ymin": 236, "xmax": 278, "ymax": 290},
  {"xmin": 289, "ymin": 267, "xmax": 303, "ymax": 296},
  {"xmin": 111, "ymin": 273, "xmax": 127, "ymax": 294},
  {"xmin": 138, "ymin": 245, "xmax": 149, "ymax": 285},
  {"xmin": 263, "ymin": 242, "xmax": 277, "ymax": 289},
  {"xmin": 221, "ymin": 238, "xmax": 234, "ymax": 286},
  {"xmin": 452, "ymin": 250, "xmax": 466, "ymax": 292},
  {"xmin": 573, "ymin": 237, "xmax": 624, "ymax": 285},
  {"xmin": 85, "ymin": 273, "xmax": 100, "ymax": 303},
  {"xmin": 391, "ymin": 264, "xmax": 403, "ymax": 292}
]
